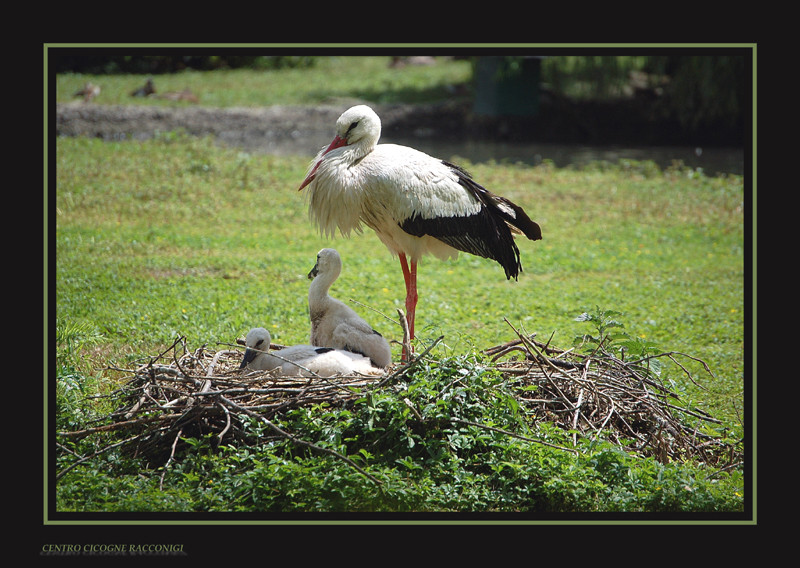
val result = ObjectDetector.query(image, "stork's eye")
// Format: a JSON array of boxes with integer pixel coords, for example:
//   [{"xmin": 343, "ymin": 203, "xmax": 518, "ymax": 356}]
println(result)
[{"xmin": 347, "ymin": 121, "xmax": 359, "ymax": 134}]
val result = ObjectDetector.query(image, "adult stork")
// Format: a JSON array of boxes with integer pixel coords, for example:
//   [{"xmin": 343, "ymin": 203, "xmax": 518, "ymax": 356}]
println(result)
[{"xmin": 298, "ymin": 104, "xmax": 542, "ymax": 348}]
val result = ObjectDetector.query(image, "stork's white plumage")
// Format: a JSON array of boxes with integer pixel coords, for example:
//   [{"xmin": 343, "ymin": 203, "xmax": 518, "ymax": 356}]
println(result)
[
  {"xmin": 307, "ymin": 248, "xmax": 393, "ymax": 368},
  {"xmin": 239, "ymin": 327, "xmax": 383, "ymax": 377},
  {"xmin": 298, "ymin": 105, "xmax": 542, "ymax": 350}
]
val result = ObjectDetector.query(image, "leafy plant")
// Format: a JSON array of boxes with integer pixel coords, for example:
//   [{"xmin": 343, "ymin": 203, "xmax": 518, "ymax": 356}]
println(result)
[
  {"xmin": 574, "ymin": 306, "xmax": 664, "ymax": 376},
  {"xmin": 55, "ymin": 319, "xmax": 108, "ymax": 432},
  {"xmin": 53, "ymin": 118, "xmax": 745, "ymax": 515},
  {"xmin": 55, "ymin": 340, "xmax": 745, "ymax": 514},
  {"xmin": 56, "ymin": 318, "xmax": 104, "ymax": 369}
]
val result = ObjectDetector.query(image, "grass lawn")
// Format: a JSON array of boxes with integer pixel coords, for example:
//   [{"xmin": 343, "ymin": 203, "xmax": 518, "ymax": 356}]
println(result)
[
  {"xmin": 51, "ymin": 57, "xmax": 749, "ymax": 515},
  {"xmin": 55, "ymin": 56, "xmax": 475, "ymax": 107},
  {"xmin": 54, "ymin": 132, "xmax": 746, "ymax": 423}
]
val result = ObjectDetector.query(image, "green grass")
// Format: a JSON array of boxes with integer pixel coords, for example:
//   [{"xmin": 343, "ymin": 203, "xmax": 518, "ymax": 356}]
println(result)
[
  {"xmin": 54, "ymin": 134, "xmax": 746, "ymax": 421},
  {"xmin": 56, "ymin": 56, "xmax": 475, "ymax": 107},
  {"xmin": 52, "ymin": 58, "xmax": 747, "ymax": 514},
  {"xmin": 53, "ymin": 135, "xmax": 746, "ymax": 515}
]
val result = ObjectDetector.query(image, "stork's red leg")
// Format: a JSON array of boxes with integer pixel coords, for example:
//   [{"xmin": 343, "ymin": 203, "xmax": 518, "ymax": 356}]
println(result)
[
  {"xmin": 407, "ymin": 259, "xmax": 418, "ymax": 339},
  {"xmin": 399, "ymin": 254, "xmax": 418, "ymax": 361}
]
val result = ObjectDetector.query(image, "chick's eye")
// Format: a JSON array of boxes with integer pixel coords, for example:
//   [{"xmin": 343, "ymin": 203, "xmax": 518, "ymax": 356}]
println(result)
[{"xmin": 255, "ymin": 340, "xmax": 263, "ymax": 347}]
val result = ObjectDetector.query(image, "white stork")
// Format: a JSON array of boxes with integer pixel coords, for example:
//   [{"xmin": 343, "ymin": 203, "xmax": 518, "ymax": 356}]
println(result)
[
  {"xmin": 239, "ymin": 327, "xmax": 383, "ymax": 377},
  {"xmin": 307, "ymin": 248, "xmax": 393, "ymax": 369},
  {"xmin": 298, "ymin": 105, "xmax": 542, "ymax": 351}
]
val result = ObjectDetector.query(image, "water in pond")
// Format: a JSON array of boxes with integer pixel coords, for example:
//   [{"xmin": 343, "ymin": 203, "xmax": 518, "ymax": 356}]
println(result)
[
  {"xmin": 254, "ymin": 135, "xmax": 744, "ymax": 177},
  {"xmin": 386, "ymin": 137, "xmax": 745, "ymax": 177}
]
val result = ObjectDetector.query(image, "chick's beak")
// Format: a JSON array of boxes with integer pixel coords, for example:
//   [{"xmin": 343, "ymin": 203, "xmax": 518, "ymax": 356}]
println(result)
[{"xmin": 240, "ymin": 348, "xmax": 257, "ymax": 369}]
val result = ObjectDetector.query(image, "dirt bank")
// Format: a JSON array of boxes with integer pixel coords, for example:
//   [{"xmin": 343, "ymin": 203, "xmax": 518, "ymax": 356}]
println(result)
[
  {"xmin": 55, "ymin": 96, "xmax": 740, "ymax": 153},
  {"xmin": 55, "ymin": 101, "xmax": 472, "ymax": 154}
]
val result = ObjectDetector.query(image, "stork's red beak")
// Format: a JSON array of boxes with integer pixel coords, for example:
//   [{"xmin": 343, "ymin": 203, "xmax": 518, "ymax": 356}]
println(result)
[{"xmin": 298, "ymin": 135, "xmax": 348, "ymax": 191}]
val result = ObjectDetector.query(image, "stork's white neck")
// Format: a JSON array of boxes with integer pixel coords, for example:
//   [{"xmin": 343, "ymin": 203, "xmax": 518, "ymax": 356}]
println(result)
[
  {"xmin": 334, "ymin": 104, "xmax": 381, "ymax": 162},
  {"xmin": 309, "ymin": 258, "xmax": 340, "ymax": 309}
]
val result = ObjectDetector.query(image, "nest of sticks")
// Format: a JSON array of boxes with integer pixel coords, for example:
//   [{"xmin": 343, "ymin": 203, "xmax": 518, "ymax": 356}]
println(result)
[
  {"xmin": 484, "ymin": 321, "xmax": 739, "ymax": 468},
  {"xmin": 57, "ymin": 320, "xmax": 741, "ymax": 482}
]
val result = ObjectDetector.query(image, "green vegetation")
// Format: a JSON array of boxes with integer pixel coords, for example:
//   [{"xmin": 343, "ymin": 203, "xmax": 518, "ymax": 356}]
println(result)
[
  {"xmin": 53, "ymin": 134, "xmax": 746, "ymax": 514},
  {"xmin": 56, "ymin": 348, "xmax": 744, "ymax": 514},
  {"xmin": 55, "ymin": 53, "xmax": 747, "ymax": 135},
  {"xmin": 56, "ymin": 56, "xmax": 475, "ymax": 107},
  {"xmin": 53, "ymin": 56, "xmax": 747, "ymax": 515}
]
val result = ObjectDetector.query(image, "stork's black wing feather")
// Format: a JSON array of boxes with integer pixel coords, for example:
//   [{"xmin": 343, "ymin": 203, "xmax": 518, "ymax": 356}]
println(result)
[{"xmin": 399, "ymin": 161, "xmax": 542, "ymax": 280}]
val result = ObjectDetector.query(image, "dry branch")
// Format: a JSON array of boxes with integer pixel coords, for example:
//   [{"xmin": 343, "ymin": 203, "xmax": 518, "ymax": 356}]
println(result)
[{"xmin": 57, "ymin": 326, "xmax": 741, "ymax": 483}]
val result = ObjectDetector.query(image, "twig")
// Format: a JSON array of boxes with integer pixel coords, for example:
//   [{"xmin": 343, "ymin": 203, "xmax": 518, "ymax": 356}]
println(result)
[
  {"xmin": 217, "ymin": 395, "xmax": 382, "ymax": 486},
  {"xmin": 665, "ymin": 352, "xmax": 715, "ymax": 389},
  {"xmin": 56, "ymin": 434, "xmax": 144, "ymax": 480},
  {"xmin": 350, "ymin": 298, "xmax": 399, "ymax": 328},
  {"xmin": 148, "ymin": 335, "xmax": 186, "ymax": 367},
  {"xmin": 397, "ymin": 308, "xmax": 412, "ymax": 362},
  {"xmin": 160, "ymin": 428, "xmax": 183, "ymax": 490},
  {"xmin": 207, "ymin": 349, "xmax": 239, "ymax": 377},
  {"xmin": 503, "ymin": 318, "xmax": 577, "ymax": 377},
  {"xmin": 57, "ymin": 326, "xmax": 741, "ymax": 475},
  {"xmin": 592, "ymin": 399, "xmax": 616, "ymax": 441},
  {"xmin": 376, "ymin": 334, "xmax": 443, "ymax": 388},
  {"xmin": 57, "ymin": 414, "xmax": 182, "ymax": 437},
  {"xmin": 217, "ymin": 402, "xmax": 232, "ymax": 443},
  {"xmin": 571, "ymin": 388, "xmax": 585, "ymax": 445},
  {"xmin": 450, "ymin": 418, "xmax": 578, "ymax": 455}
]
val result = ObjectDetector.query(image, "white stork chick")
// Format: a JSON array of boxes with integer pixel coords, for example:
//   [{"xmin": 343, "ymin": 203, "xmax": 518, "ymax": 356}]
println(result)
[
  {"xmin": 239, "ymin": 327, "xmax": 383, "ymax": 377},
  {"xmin": 307, "ymin": 248, "xmax": 392, "ymax": 369},
  {"xmin": 298, "ymin": 105, "xmax": 542, "ymax": 346}
]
